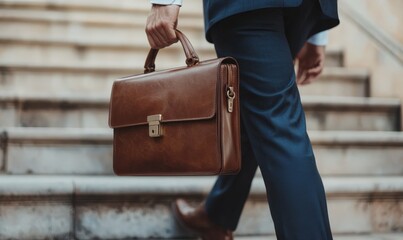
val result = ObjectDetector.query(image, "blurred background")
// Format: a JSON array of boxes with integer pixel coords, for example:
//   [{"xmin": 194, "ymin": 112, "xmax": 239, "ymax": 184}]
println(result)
[{"xmin": 0, "ymin": 0, "xmax": 402, "ymax": 239}]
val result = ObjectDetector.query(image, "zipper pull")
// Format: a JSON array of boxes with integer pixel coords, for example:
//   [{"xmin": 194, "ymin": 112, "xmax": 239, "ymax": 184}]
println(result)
[{"xmin": 227, "ymin": 86, "xmax": 235, "ymax": 113}]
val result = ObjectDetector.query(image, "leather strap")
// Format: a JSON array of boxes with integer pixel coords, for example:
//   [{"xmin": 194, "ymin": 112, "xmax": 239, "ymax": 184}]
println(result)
[{"xmin": 144, "ymin": 30, "xmax": 200, "ymax": 73}]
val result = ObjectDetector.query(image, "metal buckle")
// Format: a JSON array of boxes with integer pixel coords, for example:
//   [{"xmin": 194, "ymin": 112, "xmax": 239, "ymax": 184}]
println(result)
[
  {"xmin": 147, "ymin": 114, "xmax": 163, "ymax": 137},
  {"xmin": 227, "ymin": 87, "xmax": 235, "ymax": 113}
]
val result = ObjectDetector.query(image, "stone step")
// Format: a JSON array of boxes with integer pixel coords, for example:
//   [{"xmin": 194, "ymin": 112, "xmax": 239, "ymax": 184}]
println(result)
[
  {"xmin": 302, "ymin": 96, "xmax": 400, "ymax": 131},
  {"xmin": 0, "ymin": 94, "xmax": 398, "ymax": 131},
  {"xmin": 298, "ymin": 68, "xmax": 369, "ymax": 97},
  {"xmin": 0, "ymin": 8, "xmax": 206, "ymax": 45},
  {"xmin": 0, "ymin": 39, "xmax": 215, "ymax": 70},
  {"xmin": 0, "ymin": 175, "xmax": 401, "ymax": 239},
  {"xmin": 0, "ymin": 38, "xmax": 344, "ymax": 71},
  {"xmin": 0, "ymin": 1, "xmax": 346, "ymax": 66},
  {"xmin": 0, "ymin": 0, "xmax": 187, "ymax": 14},
  {"xmin": 0, "ymin": 8, "xmax": 344, "ymax": 67},
  {"xmin": 0, "ymin": 65, "xmax": 368, "ymax": 97},
  {"xmin": 0, "ymin": 5, "xmax": 200, "ymax": 24},
  {"xmin": 1, "ymin": 128, "xmax": 402, "ymax": 176}
]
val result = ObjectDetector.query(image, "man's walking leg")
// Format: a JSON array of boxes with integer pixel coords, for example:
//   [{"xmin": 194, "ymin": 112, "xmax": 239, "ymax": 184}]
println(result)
[{"xmin": 204, "ymin": 8, "xmax": 333, "ymax": 239}]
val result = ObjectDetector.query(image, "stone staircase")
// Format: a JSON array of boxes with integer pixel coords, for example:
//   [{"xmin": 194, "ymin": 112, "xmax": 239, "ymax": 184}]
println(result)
[{"xmin": 0, "ymin": 0, "xmax": 402, "ymax": 239}]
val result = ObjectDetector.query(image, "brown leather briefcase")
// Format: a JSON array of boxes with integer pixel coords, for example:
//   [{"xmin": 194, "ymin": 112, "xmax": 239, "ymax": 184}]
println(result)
[{"xmin": 108, "ymin": 30, "xmax": 241, "ymax": 176}]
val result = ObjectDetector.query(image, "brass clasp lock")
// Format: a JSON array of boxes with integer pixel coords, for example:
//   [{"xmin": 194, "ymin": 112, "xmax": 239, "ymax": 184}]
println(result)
[
  {"xmin": 227, "ymin": 87, "xmax": 235, "ymax": 113},
  {"xmin": 147, "ymin": 114, "xmax": 162, "ymax": 137}
]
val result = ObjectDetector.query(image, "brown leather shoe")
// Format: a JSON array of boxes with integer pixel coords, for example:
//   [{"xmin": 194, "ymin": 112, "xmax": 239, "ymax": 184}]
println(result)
[{"xmin": 172, "ymin": 199, "xmax": 233, "ymax": 240}]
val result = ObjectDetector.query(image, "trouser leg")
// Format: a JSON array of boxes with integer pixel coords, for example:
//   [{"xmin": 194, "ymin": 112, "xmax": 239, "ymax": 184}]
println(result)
[{"xmin": 204, "ymin": 6, "xmax": 333, "ymax": 240}]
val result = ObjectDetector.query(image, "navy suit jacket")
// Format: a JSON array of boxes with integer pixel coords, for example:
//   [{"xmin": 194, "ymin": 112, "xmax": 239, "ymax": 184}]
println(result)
[{"xmin": 203, "ymin": 0, "xmax": 339, "ymax": 42}]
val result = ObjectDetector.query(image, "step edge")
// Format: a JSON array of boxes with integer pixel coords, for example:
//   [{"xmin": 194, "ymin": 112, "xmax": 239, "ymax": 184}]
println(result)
[
  {"xmin": 3, "ymin": 128, "xmax": 403, "ymax": 144},
  {"xmin": 0, "ymin": 175, "xmax": 402, "ymax": 197},
  {"xmin": 0, "ymin": 64, "xmax": 361, "ymax": 77},
  {"xmin": 301, "ymin": 96, "xmax": 401, "ymax": 108},
  {"xmin": 0, "ymin": 37, "xmax": 214, "ymax": 52},
  {"xmin": 0, "ymin": 0, "xmax": 203, "ymax": 16},
  {"xmin": 0, "ymin": 35, "xmax": 341, "ymax": 63},
  {"xmin": 0, "ymin": 8, "xmax": 203, "ymax": 26},
  {"xmin": 4, "ymin": 94, "xmax": 397, "ymax": 108}
]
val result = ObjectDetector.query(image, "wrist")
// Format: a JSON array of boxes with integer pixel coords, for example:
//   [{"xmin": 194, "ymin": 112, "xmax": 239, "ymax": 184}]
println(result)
[
  {"xmin": 150, "ymin": 0, "xmax": 182, "ymax": 6},
  {"xmin": 151, "ymin": 3, "xmax": 180, "ymax": 10},
  {"xmin": 306, "ymin": 43, "xmax": 325, "ymax": 58}
]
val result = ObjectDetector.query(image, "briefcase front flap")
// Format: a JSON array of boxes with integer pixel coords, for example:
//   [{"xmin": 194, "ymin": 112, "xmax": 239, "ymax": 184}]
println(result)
[{"xmin": 109, "ymin": 59, "xmax": 224, "ymax": 129}]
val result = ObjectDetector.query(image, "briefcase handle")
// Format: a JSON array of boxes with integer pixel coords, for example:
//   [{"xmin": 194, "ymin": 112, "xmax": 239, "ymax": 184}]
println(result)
[{"xmin": 144, "ymin": 30, "xmax": 200, "ymax": 73}]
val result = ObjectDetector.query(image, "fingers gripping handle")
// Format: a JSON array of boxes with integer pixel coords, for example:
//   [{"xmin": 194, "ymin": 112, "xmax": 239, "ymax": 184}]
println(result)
[{"xmin": 144, "ymin": 30, "xmax": 200, "ymax": 73}]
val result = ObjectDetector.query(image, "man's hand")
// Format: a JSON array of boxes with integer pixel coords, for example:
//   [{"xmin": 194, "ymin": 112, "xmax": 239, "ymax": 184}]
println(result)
[
  {"xmin": 295, "ymin": 42, "xmax": 326, "ymax": 85},
  {"xmin": 146, "ymin": 4, "xmax": 180, "ymax": 49}
]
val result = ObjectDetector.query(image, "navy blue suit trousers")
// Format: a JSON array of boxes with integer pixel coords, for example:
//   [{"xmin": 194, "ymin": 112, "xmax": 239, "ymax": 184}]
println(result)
[{"xmin": 204, "ymin": 0, "xmax": 334, "ymax": 239}]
